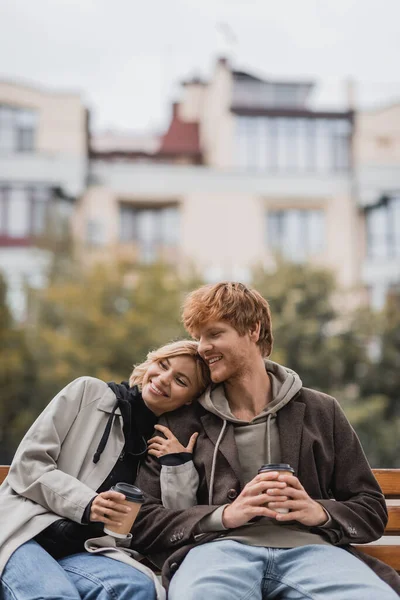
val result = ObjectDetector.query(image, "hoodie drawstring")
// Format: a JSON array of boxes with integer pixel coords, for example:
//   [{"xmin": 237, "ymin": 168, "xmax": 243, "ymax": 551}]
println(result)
[
  {"xmin": 208, "ymin": 419, "xmax": 227, "ymax": 505},
  {"xmin": 93, "ymin": 400, "xmax": 119, "ymax": 464},
  {"xmin": 266, "ymin": 413, "xmax": 273, "ymax": 465}
]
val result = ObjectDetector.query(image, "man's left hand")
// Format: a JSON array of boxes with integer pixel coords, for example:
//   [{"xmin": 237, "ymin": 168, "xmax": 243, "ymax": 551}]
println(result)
[{"xmin": 266, "ymin": 474, "xmax": 328, "ymax": 527}]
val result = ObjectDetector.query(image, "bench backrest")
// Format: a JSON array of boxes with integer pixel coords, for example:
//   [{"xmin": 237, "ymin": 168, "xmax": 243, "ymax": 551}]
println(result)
[{"xmin": 0, "ymin": 465, "xmax": 399, "ymax": 572}]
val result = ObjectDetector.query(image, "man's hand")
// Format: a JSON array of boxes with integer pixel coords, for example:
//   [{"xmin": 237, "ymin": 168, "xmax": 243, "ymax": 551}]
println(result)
[
  {"xmin": 90, "ymin": 490, "xmax": 130, "ymax": 526},
  {"xmin": 148, "ymin": 424, "xmax": 198, "ymax": 457},
  {"xmin": 266, "ymin": 474, "xmax": 328, "ymax": 527},
  {"xmin": 222, "ymin": 471, "xmax": 289, "ymax": 529}
]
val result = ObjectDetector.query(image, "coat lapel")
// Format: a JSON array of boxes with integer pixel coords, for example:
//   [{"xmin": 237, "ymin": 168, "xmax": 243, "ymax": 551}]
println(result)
[
  {"xmin": 277, "ymin": 396, "xmax": 305, "ymax": 476},
  {"xmin": 200, "ymin": 413, "xmax": 242, "ymax": 483}
]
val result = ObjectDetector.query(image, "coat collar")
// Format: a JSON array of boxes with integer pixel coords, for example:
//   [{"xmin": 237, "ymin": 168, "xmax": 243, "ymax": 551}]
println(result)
[{"xmin": 97, "ymin": 386, "xmax": 122, "ymax": 416}]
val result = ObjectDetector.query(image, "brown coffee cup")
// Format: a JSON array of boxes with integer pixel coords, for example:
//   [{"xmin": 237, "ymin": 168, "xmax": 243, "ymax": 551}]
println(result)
[
  {"xmin": 103, "ymin": 483, "xmax": 144, "ymax": 538},
  {"xmin": 258, "ymin": 463, "xmax": 295, "ymax": 514}
]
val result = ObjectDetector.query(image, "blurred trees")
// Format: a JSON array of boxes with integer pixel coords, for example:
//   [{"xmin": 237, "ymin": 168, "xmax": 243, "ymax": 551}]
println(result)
[
  {"xmin": 0, "ymin": 257, "xmax": 399, "ymax": 467},
  {"xmin": 0, "ymin": 274, "xmax": 37, "ymax": 462}
]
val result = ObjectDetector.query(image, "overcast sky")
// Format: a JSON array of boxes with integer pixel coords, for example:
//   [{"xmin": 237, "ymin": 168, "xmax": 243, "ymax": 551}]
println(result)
[{"xmin": 1, "ymin": 0, "xmax": 399, "ymax": 133}]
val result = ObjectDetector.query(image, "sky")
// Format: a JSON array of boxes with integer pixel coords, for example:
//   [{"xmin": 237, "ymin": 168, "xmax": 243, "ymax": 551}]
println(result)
[{"xmin": 1, "ymin": 0, "xmax": 400, "ymax": 133}]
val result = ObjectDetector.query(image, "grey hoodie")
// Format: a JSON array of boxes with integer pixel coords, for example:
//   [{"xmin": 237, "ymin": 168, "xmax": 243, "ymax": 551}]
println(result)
[{"xmin": 162, "ymin": 360, "xmax": 332, "ymax": 549}]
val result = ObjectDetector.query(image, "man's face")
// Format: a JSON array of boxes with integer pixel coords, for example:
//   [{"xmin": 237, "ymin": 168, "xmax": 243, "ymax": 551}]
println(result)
[{"xmin": 197, "ymin": 320, "xmax": 256, "ymax": 384}]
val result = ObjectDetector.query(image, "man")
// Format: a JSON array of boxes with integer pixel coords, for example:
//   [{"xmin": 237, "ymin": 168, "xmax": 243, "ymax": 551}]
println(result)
[{"xmin": 133, "ymin": 282, "xmax": 400, "ymax": 598}]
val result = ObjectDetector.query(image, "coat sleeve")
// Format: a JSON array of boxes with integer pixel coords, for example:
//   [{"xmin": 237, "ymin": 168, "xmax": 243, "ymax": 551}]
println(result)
[
  {"xmin": 7, "ymin": 377, "xmax": 98, "ymax": 523},
  {"xmin": 133, "ymin": 447, "xmax": 220, "ymax": 555},
  {"xmin": 316, "ymin": 397, "xmax": 388, "ymax": 545}
]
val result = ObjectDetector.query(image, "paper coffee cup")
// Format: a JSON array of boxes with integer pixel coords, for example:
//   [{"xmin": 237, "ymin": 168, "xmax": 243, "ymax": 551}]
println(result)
[
  {"xmin": 258, "ymin": 463, "xmax": 294, "ymax": 514},
  {"xmin": 103, "ymin": 483, "xmax": 144, "ymax": 538}
]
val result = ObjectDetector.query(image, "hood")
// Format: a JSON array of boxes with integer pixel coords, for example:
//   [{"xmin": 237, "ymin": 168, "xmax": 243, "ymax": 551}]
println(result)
[{"xmin": 199, "ymin": 359, "xmax": 302, "ymax": 423}]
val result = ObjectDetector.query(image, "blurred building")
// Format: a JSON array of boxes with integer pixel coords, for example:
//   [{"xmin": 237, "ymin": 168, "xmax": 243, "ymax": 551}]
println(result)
[
  {"xmin": 77, "ymin": 58, "xmax": 357, "ymax": 289},
  {"xmin": 354, "ymin": 102, "xmax": 400, "ymax": 308},
  {"xmin": 0, "ymin": 78, "xmax": 88, "ymax": 318}
]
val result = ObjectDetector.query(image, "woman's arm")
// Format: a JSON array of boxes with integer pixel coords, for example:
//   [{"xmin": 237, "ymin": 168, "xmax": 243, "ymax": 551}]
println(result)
[
  {"xmin": 7, "ymin": 377, "xmax": 98, "ymax": 522},
  {"xmin": 148, "ymin": 424, "xmax": 200, "ymax": 509}
]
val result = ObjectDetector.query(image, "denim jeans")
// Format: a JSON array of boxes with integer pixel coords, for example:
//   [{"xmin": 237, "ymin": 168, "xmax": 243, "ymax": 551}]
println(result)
[
  {"xmin": 0, "ymin": 540, "xmax": 156, "ymax": 600},
  {"xmin": 169, "ymin": 541, "xmax": 398, "ymax": 600}
]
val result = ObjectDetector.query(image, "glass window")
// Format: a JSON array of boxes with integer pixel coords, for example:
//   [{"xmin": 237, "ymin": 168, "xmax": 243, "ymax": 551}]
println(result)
[
  {"xmin": 86, "ymin": 219, "xmax": 105, "ymax": 246},
  {"xmin": 235, "ymin": 116, "xmax": 351, "ymax": 172},
  {"xmin": 267, "ymin": 209, "xmax": 325, "ymax": 261},
  {"xmin": 8, "ymin": 188, "xmax": 30, "ymax": 237},
  {"xmin": 0, "ymin": 105, "xmax": 37, "ymax": 152},
  {"xmin": 118, "ymin": 204, "xmax": 180, "ymax": 261}
]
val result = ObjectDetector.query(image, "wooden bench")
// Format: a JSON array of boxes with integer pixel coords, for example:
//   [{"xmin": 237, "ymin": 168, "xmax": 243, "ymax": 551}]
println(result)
[{"xmin": 1, "ymin": 466, "xmax": 399, "ymax": 573}]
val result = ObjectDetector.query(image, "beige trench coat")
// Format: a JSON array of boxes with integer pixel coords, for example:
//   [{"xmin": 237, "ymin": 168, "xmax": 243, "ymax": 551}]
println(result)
[{"xmin": 0, "ymin": 376, "xmax": 165, "ymax": 599}]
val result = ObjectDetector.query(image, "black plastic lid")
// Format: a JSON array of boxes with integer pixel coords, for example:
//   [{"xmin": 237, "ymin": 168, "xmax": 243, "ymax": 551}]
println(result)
[
  {"xmin": 258, "ymin": 463, "xmax": 294, "ymax": 474},
  {"xmin": 111, "ymin": 483, "xmax": 144, "ymax": 502}
]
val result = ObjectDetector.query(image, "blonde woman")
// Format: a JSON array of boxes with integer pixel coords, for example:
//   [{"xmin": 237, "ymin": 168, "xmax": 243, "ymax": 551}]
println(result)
[{"xmin": 0, "ymin": 340, "xmax": 209, "ymax": 600}]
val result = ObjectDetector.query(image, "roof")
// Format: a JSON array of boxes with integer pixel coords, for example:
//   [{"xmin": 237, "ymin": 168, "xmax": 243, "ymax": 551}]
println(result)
[{"xmin": 158, "ymin": 104, "xmax": 201, "ymax": 157}]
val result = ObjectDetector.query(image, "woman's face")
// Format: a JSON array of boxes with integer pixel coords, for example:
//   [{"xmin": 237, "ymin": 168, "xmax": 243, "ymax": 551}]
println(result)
[{"xmin": 142, "ymin": 355, "xmax": 203, "ymax": 416}]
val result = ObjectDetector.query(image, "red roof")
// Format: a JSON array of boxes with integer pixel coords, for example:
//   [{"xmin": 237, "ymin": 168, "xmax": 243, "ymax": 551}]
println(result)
[{"xmin": 158, "ymin": 103, "xmax": 201, "ymax": 158}]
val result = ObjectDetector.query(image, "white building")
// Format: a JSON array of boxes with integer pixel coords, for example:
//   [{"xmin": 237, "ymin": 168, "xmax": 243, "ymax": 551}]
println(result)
[{"xmin": 0, "ymin": 78, "xmax": 88, "ymax": 318}]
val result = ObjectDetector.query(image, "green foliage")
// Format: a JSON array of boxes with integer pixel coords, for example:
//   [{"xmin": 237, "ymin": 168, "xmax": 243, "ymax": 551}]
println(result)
[
  {"xmin": 252, "ymin": 261, "xmax": 366, "ymax": 392},
  {"xmin": 29, "ymin": 261, "xmax": 198, "ymax": 409},
  {"xmin": 1, "ymin": 252, "xmax": 399, "ymax": 468},
  {"xmin": 0, "ymin": 274, "xmax": 37, "ymax": 462}
]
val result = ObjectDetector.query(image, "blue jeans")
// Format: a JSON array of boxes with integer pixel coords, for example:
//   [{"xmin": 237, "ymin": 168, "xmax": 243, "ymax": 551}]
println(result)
[
  {"xmin": 169, "ymin": 541, "xmax": 397, "ymax": 600},
  {"xmin": 0, "ymin": 540, "xmax": 156, "ymax": 600}
]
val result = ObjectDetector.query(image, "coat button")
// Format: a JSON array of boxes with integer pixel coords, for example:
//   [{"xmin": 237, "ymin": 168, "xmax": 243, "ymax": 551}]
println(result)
[
  {"xmin": 227, "ymin": 488, "xmax": 237, "ymax": 500},
  {"xmin": 170, "ymin": 562, "xmax": 179, "ymax": 573}
]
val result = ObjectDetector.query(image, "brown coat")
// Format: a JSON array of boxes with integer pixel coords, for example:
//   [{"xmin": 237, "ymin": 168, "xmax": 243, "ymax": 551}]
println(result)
[{"xmin": 133, "ymin": 387, "xmax": 400, "ymax": 594}]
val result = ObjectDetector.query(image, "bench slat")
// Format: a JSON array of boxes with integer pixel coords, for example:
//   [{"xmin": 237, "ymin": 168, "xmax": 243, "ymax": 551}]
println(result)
[
  {"xmin": 354, "ymin": 545, "xmax": 400, "ymax": 571},
  {"xmin": 374, "ymin": 469, "xmax": 400, "ymax": 498},
  {"xmin": 0, "ymin": 466, "xmax": 8, "ymax": 484},
  {"xmin": 386, "ymin": 504, "xmax": 400, "ymax": 535}
]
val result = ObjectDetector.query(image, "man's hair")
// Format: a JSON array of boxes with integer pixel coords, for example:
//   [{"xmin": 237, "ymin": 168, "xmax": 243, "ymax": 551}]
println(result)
[
  {"xmin": 182, "ymin": 282, "xmax": 274, "ymax": 357},
  {"xmin": 129, "ymin": 339, "xmax": 210, "ymax": 392}
]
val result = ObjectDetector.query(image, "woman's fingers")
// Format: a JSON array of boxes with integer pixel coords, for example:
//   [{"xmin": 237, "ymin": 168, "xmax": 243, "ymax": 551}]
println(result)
[
  {"xmin": 148, "ymin": 448, "xmax": 161, "ymax": 457},
  {"xmin": 154, "ymin": 424, "xmax": 174, "ymax": 439},
  {"xmin": 147, "ymin": 436, "xmax": 167, "ymax": 445},
  {"xmin": 186, "ymin": 432, "xmax": 199, "ymax": 453}
]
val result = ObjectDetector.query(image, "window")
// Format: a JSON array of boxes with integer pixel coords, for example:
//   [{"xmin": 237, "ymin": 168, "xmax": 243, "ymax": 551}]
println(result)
[
  {"xmin": 366, "ymin": 195, "xmax": 400, "ymax": 259},
  {"xmin": 267, "ymin": 209, "xmax": 325, "ymax": 261},
  {"xmin": 0, "ymin": 184, "xmax": 52, "ymax": 238},
  {"xmin": 0, "ymin": 105, "xmax": 37, "ymax": 153},
  {"xmin": 119, "ymin": 204, "xmax": 180, "ymax": 262},
  {"xmin": 86, "ymin": 219, "xmax": 106, "ymax": 246},
  {"xmin": 235, "ymin": 116, "xmax": 351, "ymax": 172}
]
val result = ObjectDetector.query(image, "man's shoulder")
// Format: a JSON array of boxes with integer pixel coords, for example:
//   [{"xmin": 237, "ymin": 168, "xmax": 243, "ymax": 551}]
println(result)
[{"xmin": 299, "ymin": 386, "xmax": 339, "ymax": 412}]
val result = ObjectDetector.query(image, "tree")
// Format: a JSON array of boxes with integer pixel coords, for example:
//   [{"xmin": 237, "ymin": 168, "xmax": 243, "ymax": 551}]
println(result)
[
  {"xmin": 0, "ymin": 274, "xmax": 37, "ymax": 462},
  {"xmin": 251, "ymin": 261, "xmax": 367, "ymax": 392},
  {"xmin": 28, "ymin": 261, "xmax": 199, "ymax": 412}
]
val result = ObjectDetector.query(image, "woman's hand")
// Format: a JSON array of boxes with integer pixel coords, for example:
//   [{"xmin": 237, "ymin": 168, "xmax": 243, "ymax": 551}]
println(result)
[
  {"xmin": 90, "ymin": 490, "xmax": 131, "ymax": 526},
  {"xmin": 147, "ymin": 424, "xmax": 198, "ymax": 458}
]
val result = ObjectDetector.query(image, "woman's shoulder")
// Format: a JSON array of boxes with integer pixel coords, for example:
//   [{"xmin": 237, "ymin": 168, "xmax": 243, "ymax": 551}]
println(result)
[{"xmin": 61, "ymin": 376, "xmax": 110, "ymax": 404}]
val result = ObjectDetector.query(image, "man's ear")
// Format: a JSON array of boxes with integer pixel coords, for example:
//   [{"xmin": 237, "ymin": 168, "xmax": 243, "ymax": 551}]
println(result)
[{"xmin": 249, "ymin": 321, "xmax": 261, "ymax": 343}]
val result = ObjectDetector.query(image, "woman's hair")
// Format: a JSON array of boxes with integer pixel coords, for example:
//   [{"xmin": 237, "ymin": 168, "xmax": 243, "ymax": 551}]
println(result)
[
  {"xmin": 129, "ymin": 339, "xmax": 210, "ymax": 392},
  {"xmin": 182, "ymin": 282, "xmax": 274, "ymax": 357}
]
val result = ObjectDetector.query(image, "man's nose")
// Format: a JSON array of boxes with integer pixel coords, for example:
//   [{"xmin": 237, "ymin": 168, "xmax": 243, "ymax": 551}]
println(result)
[{"xmin": 198, "ymin": 337, "xmax": 212, "ymax": 357}]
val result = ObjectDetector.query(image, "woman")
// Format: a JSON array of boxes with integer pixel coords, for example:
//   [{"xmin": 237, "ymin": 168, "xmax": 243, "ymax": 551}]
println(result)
[{"xmin": 0, "ymin": 340, "xmax": 209, "ymax": 600}]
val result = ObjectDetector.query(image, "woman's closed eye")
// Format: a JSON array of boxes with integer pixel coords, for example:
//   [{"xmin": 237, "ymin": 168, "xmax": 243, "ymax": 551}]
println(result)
[
  {"xmin": 176, "ymin": 377, "xmax": 187, "ymax": 387},
  {"xmin": 159, "ymin": 360, "xmax": 168, "ymax": 370}
]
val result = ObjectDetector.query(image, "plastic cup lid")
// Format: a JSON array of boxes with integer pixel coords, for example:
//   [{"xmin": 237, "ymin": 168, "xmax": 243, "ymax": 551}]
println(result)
[
  {"xmin": 111, "ymin": 483, "xmax": 144, "ymax": 502},
  {"xmin": 258, "ymin": 463, "xmax": 294, "ymax": 473}
]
